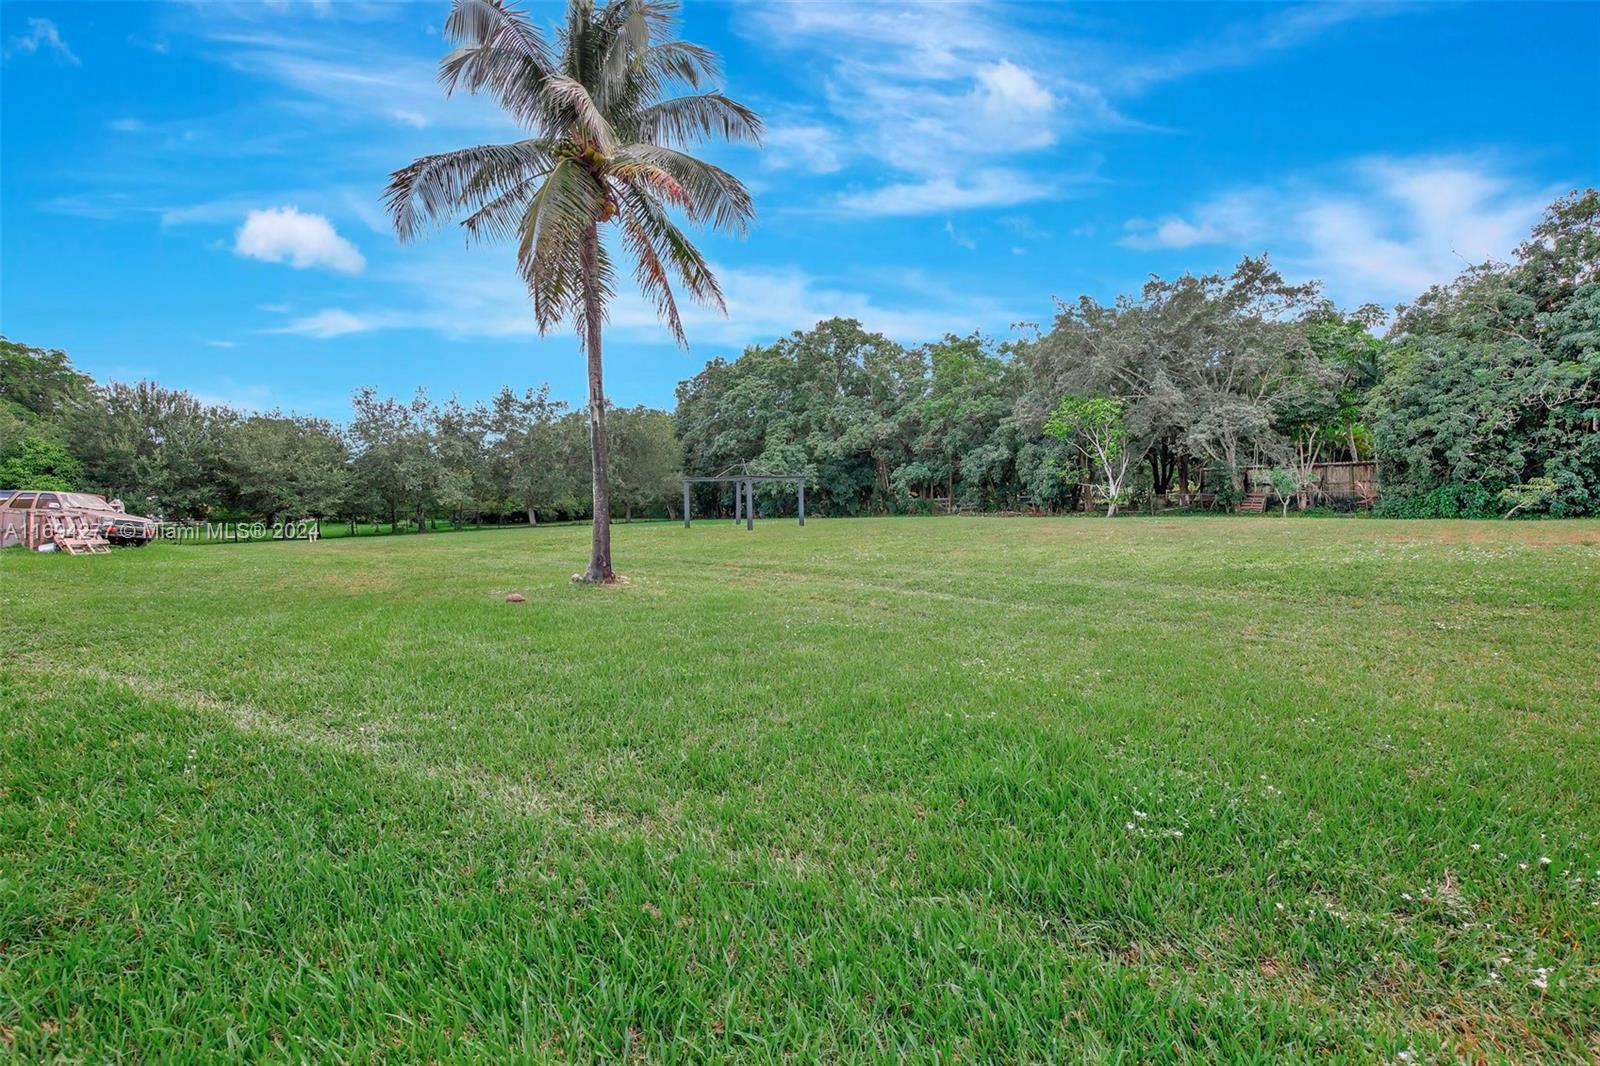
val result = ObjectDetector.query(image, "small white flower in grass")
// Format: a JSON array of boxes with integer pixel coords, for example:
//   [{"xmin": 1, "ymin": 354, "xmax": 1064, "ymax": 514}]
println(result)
[
  {"xmin": 1531, "ymin": 967, "xmax": 1550, "ymax": 990},
  {"xmin": 1169, "ymin": 829, "xmax": 1183, "ymax": 839},
  {"xmin": 1133, "ymin": 810, "xmax": 1148, "ymax": 820},
  {"xmin": 1401, "ymin": 892, "xmax": 1413, "ymax": 901},
  {"xmin": 1470, "ymin": 843, "xmax": 1481, "ymax": 852},
  {"xmin": 1539, "ymin": 856, "xmax": 1551, "ymax": 868},
  {"xmin": 1275, "ymin": 902, "xmax": 1285, "ymax": 912},
  {"xmin": 1518, "ymin": 863, "xmax": 1528, "ymax": 871},
  {"xmin": 1125, "ymin": 822, "xmax": 1135, "ymax": 831}
]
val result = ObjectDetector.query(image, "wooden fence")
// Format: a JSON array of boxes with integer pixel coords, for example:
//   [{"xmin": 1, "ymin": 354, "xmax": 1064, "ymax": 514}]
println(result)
[{"xmin": 1246, "ymin": 461, "xmax": 1380, "ymax": 506}]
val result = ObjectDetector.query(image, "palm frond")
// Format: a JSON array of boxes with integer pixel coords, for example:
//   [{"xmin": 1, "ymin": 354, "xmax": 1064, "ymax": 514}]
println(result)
[
  {"xmin": 616, "ymin": 179, "xmax": 724, "ymax": 319},
  {"xmin": 636, "ymin": 92, "xmax": 762, "ymax": 146},
  {"xmin": 613, "ymin": 186, "xmax": 684, "ymax": 344},
  {"xmin": 599, "ymin": 0, "xmax": 649, "ymax": 104},
  {"xmin": 642, "ymin": 39, "xmax": 719, "ymax": 90},
  {"xmin": 439, "ymin": 0, "xmax": 555, "ymax": 125},
  {"xmin": 459, "ymin": 179, "xmax": 540, "ymax": 244},
  {"xmin": 390, "ymin": 0, "xmax": 758, "ymax": 349},
  {"xmin": 515, "ymin": 159, "xmax": 610, "ymax": 333},
  {"xmin": 612, "ymin": 143, "xmax": 754, "ymax": 235},
  {"xmin": 385, "ymin": 139, "xmax": 554, "ymax": 243},
  {"xmin": 607, "ymin": 157, "xmax": 690, "ymax": 212},
  {"xmin": 540, "ymin": 74, "xmax": 617, "ymax": 153}
]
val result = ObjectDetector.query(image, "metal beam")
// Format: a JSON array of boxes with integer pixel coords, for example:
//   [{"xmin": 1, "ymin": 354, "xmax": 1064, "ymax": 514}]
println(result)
[
  {"xmin": 797, "ymin": 479, "xmax": 805, "ymax": 526},
  {"xmin": 682, "ymin": 482, "xmax": 691, "ymax": 528},
  {"xmin": 681, "ymin": 476, "xmax": 804, "ymax": 484}
]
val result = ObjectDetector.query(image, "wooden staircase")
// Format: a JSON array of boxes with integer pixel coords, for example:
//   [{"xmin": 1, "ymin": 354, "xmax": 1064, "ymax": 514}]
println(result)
[
  {"xmin": 1237, "ymin": 492, "xmax": 1269, "ymax": 514},
  {"xmin": 43, "ymin": 513, "xmax": 111, "ymax": 554}
]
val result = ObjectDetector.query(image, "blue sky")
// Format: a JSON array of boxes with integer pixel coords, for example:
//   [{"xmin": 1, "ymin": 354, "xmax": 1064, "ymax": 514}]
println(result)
[{"xmin": 2, "ymin": 1, "xmax": 1596, "ymax": 417}]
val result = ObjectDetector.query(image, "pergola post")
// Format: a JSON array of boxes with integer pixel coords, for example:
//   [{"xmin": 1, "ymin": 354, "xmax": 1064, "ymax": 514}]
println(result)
[{"xmin": 680, "ymin": 471, "xmax": 806, "ymax": 531}]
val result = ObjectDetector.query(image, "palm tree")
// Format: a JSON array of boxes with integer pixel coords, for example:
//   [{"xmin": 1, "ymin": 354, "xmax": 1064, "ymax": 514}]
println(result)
[{"xmin": 386, "ymin": 0, "xmax": 759, "ymax": 582}]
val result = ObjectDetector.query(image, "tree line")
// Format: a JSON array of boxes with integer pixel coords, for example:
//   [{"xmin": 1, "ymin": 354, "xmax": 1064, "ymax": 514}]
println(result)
[
  {"xmin": 679, "ymin": 189, "xmax": 1597, "ymax": 519},
  {"xmin": 3, "ymin": 189, "xmax": 1595, "ymax": 524},
  {"xmin": 0, "ymin": 354, "xmax": 679, "ymax": 528}
]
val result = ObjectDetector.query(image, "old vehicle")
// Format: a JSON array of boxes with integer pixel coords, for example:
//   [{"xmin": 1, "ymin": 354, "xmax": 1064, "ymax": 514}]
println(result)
[{"xmin": 1, "ymin": 491, "xmax": 158, "ymax": 550}]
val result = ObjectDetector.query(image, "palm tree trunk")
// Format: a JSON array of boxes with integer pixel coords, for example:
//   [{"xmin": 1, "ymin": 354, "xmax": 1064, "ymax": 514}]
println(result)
[{"xmin": 580, "ymin": 224, "xmax": 614, "ymax": 583}]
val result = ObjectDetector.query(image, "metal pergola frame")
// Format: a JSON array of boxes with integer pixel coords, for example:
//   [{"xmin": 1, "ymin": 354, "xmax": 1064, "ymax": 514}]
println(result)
[{"xmin": 681, "ymin": 469, "xmax": 805, "ymax": 530}]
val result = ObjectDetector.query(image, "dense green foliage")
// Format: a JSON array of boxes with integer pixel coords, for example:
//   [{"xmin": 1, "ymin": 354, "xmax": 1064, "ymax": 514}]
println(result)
[
  {"xmin": 4, "ymin": 518, "xmax": 1597, "ymax": 1058},
  {"xmin": 674, "ymin": 263, "xmax": 1378, "ymax": 515},
  {"xmin": 0, "ymin": 342, "xmax": 682, "ymax": 526},
  {"xmin": 674, "ymin": 194, "xmax": 1597, "ymax": 518},
  {"xmin": 1370, "ymin": 191, "xmax": 1600, "ymax": 517},
  {"xmin": 1044, "ymin": 395, "xmax": 1130, "ymax": 515},
  {"xmin": 673, "ymin": 319, "xmax": 1026, "ymax": 513},
  {"xmin": 4, "ymin": 191, "xmax": 1596, "ymax": 522}
]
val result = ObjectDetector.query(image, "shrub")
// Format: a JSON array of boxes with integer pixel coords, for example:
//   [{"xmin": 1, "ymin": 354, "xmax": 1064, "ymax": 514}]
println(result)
[{"xmin": 1376, "ymin": 481, "xmax": 1501, "ymax": 518}]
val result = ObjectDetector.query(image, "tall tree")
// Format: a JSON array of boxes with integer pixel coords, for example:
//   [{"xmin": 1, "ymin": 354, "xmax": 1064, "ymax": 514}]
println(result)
[
  {"xmin": 230, "ymin": 413, "xmax": 350, "ymax": 523},
  {"xmin": 1045, "ymin": 396, "xmax": 1134, "ymax": 517},
  {"xmin": 1150, "ymin": 258, "xmax": 1320, "ymax": 493},
  {"xmin": 490, "ymin": 385, "xmax": 580, "ymax": 524},
  {"xmin": 348, "ymin": 388, "xmax": 438, "ymax": 531},
  {"xmin": 71, "ymin": 381, "xmax": 238, "ymax": 519},
  {"xmin": 1370, "ymin": 190, "xmax": 1599, "ymax": 516},
  {"xmin": 432, "ymin": 397, "xmax": 494, "ymax": 525},
  {"xmin": 609, "ymin": 404, "xmax": 680, "ymax": 519},
  {"xmin": 386, "ymin": 0, "xmax": 759, "ymax": 582}
]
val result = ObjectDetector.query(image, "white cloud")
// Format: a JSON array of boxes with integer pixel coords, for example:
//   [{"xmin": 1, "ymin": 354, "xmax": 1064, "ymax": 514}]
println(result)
[
  {"xmin": 975, "ymin": 60, "xmax": 1053, "ymax": 125},
  {"xmin": 839, "ymin": 169, "xmax": 1060, "ymax": 217},
  {"xmin": 1000, "ymin": 216, "xmax": 1054, "ymax": 241},
  {"xmin": 743, "ymin": 2, "xmax": 1085, "ymax": 212},
  {"xmin": 107, "ymin": 117, "xmax": 146, "ymax": 133},
  {"xmin": 268, "ymin": 308, "xmax": 374, "ymax": 338},
  {"xmin": 234, "ymin": 206, "xmax": 366, "ymax": 274},
  {"xmin": 1089, "ymin": 3, "xmax": 1406, "ymax": 96},
  {"xmin": 387, "ymin": 108, "xmax": 428, "ymax": 129},
  {"xmin": 763, "ymin": 124, "xmax": 846, "ymax": 174},
  {"xmin": 204, "ymin": 339, "xmax": 239, "ymax": 349},
  {"xmin": 4, "ymin": 18, "xmax": 80, "ymax": 65},
  {"xmin": 1119, "ymin": 192, "xmax": 1268, "ymax": 250},
  {"xmin": 1118, "ymin": 156, "xmax": 1556, "ymax": 305},
  {"xmin": 204, "ymin": 29, "xmax": 510, "ymax": 136},
  {"xmin": 944, "ymin": 220, "xmax": 976, "ymax": 251},
  {"xmin": 742, "ymin": 0, "xmax": 1393, "ymax": 215},
  {"xmin": 263, "ymin": 251, "xmax": 1023, "ymax": 350}
]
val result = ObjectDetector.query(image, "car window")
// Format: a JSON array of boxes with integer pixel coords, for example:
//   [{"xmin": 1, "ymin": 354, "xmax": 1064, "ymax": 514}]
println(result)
[
  {"xmin": 9, "ymin": 494, "xmax": 37, "ymax": 509},
  {"xmin": 39, "ymin": 493, "xmax": 62, "ymax": 509}
]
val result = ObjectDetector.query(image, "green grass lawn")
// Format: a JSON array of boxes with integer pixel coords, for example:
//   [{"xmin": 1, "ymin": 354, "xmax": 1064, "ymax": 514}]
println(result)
[{"xmin": 3, "ymin": 517, "xmax": 1597, "ymax": 1061}]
